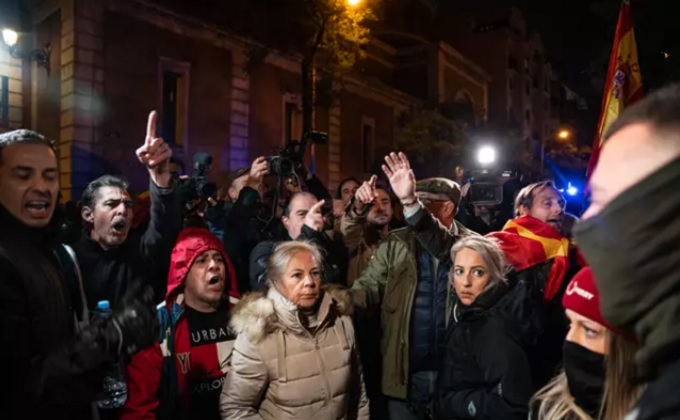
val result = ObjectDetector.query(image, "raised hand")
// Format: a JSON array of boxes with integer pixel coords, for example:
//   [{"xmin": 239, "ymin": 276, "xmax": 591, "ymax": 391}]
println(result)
[
  {"xmin": 382, "ymin": 152, "xmax": 416, "ymax": 204},
  {"xmin": 303, "ymin": 199, "xmax": 325, "ymax": 232},
  {"xmin": 354, "ymin": 175, "xmax": 378, "ymax": 213},
  {"xmin": 136, "ymin": 111, "xmax": 173, "ymax": 187},
  {"xmin": 247, "ymin": 156, "xmax": 270, "ymax": 190}
]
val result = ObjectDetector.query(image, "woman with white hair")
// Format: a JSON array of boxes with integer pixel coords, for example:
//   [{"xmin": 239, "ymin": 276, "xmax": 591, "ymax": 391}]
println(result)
[
  {"xmin": 433, "ymin": 236, "xmax": 534, "ymax": 419},
  {"xmin": 220, "ymin": 241, "xmax": 369, "ymax": 420}
]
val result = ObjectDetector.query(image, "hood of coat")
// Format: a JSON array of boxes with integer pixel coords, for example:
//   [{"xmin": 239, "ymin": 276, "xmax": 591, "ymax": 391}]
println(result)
[
  {"xmin": 166, "ymin": 227, "xmax": 239, "ymax": 305},
  {"xmin": 230, "ymin": 284, "xmax": 352, "ymax": 344}
]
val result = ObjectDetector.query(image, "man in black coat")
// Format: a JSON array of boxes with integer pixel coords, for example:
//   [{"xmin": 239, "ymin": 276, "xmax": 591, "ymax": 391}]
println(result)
[
  {"xmin": 73, "ymin": 111, "xmax": 182, "ymax": 307},
  {"xmin": 0, "ymin": 129, "xmax": 157, "ymax": 419}
]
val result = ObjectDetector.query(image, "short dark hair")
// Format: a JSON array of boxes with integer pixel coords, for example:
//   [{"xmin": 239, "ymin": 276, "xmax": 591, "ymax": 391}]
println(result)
[
  {"xmin": 605, "ymin": 83, "xmax": 680, "ymax": 146},
  {"xmin": 282, "ymin": 192, "xmax": 316, "ymax": 218},
  {"xmin": 81, "ymin": 175, "xmax": 130, "ymax": 209},
  {"xmin": 0, "ymin": 129, "xmax": 55, "ymax": 166},
  {"xmin": 514, "ymin": 181, "xmax": 561, "ymax": 217}
]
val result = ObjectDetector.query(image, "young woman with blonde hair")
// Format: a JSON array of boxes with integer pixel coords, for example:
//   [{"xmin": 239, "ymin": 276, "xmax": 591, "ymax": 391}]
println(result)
[{"xmin": 530, "ymin": 267, "xmax": 642, "ymax": 420}]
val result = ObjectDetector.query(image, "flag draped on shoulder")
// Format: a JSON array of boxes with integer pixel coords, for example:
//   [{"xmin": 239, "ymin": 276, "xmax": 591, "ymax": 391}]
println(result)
[
  {"xmin": 487, "ymin": 216, "xmax": 574, "ymax": 302},
  {"xmin": 587, "ymin": 0, "xmax": 643, "ymax": 179}
]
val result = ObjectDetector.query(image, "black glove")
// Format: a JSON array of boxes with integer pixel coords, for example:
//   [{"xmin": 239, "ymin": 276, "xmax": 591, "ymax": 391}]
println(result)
[{"xmin": 104, "ymin": 284, "xmax": 158, "ymax": 357}]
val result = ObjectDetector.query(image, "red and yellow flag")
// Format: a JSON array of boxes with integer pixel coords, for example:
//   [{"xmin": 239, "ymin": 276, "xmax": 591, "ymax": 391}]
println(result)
[
  {"xmin": 487, "ymin": 216, "xmax": 576, "ymax": 302},
  {"xmin": 587, "ymin": 0, "xmax": 643, "ymax": 179}
]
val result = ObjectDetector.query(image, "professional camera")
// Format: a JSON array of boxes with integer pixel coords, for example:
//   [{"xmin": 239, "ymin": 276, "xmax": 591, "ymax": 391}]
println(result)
[
  {"xmin": 267, "ymin": 152, "xmax": 296, "ymax": 177},
  {"xmin": 259, "ymin": 131, "xmax": 328, "ymax": 226},
  {"xmin": 177, "ymin": 152, "xmax": 218, "ymax": 203},
  {"xmin": 267, "ymin": 131, "xmax": 328, "ymax": 177}
]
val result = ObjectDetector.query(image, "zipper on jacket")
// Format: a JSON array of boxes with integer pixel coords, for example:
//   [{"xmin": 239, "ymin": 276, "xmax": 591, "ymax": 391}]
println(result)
[{"xmin": 314, "ymin": 337, "xmax": 333, "ymax": 410}]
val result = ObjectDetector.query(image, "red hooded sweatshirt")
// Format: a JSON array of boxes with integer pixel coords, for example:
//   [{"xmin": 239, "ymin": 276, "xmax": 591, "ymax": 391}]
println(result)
[{"xmin": 122, "ymin": 227, "xmax": 240, "ymax": 420}]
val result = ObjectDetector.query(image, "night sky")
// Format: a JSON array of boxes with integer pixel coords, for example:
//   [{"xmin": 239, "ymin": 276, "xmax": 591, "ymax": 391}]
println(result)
[{"xmin": 517, "ymin": 0, "xmax": 679, "ymax": 106}]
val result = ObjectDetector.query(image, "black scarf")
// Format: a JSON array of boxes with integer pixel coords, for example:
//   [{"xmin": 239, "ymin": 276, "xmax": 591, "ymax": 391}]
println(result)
[
  {"xmin": 573, "ymin": 155, "xmax": 680, "ymax": 379},
  {"xmin": 563, "ymin": 340, "xmax": 605, "ymax": 417}
]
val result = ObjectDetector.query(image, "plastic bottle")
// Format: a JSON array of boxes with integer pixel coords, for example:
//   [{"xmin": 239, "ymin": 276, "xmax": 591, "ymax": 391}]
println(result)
[{"xmin": 92, "ymin": 300, "xmax": 128, "ymax": 409}]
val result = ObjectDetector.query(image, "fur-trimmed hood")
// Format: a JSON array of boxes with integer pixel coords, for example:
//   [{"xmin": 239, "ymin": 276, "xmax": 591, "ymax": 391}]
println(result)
[{"xmin": 230, "ymin": 284, "xmax": 352, "ymax": 344}]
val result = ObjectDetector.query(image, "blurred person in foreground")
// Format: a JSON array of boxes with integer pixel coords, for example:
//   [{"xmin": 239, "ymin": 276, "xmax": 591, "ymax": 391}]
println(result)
[
  {"xmin": 220, "ymin": 241, "xmax": 369, "ymax": 419},
  {"xmin": 573, "ymin": 83, "xmax": 680, "ymax": 419},
  {"xmin": 0, "ymin": 129, "xmax": 157, "ymax": 419}
]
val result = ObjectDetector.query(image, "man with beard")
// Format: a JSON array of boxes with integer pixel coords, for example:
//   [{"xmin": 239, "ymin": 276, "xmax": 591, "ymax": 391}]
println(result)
[
  {"xmin": 0, "ymin": 129, "xmax": 157, "ymax": 419},
  {"xmin": 123, "ymin": 228, "xmax": 240, "ymax": 420},
  {"xmin": 341, "ymin": 175, "xmax": 394, "ymax": 283},
  {"xmin": 340, "ymin": 175, "xmax": 394, "ymax": 419},
  {"xmin": 350, "ymin": 154, "xmax": 477, "ymax": 420},
  {"xmin": 573, "ymin": 83, "xmax": 680, "ymax": 419},
  {"xmin": 74, "ymin": 111, "xmax": 182, "ymax": 307}
]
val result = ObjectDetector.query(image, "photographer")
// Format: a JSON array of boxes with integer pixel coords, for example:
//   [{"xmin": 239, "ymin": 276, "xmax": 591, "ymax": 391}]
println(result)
[{"xmin": 204, "ymin": 156, "xmax": 271, "ymax": 293}]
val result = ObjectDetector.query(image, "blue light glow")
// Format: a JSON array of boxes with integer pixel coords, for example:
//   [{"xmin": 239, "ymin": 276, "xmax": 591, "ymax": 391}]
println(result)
[{"xmin": 566, "ymin": 182, "xmax": 578, "ymax": 196}]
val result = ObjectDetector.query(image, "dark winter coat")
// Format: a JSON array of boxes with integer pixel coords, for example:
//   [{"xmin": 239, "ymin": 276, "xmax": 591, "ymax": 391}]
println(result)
[{"xmin": 434, "ymin": 281, "xmax": 536, "ymax": 420}]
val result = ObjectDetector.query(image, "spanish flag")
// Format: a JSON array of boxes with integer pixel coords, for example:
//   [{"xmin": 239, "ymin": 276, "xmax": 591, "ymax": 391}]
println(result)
[
  {"xmin": 487, "ymin": 216, "xmax": 577, "ymax": 302},
  {"xmin": 587, "ymin": 0, "xmax": 643, "ymax": 179}
]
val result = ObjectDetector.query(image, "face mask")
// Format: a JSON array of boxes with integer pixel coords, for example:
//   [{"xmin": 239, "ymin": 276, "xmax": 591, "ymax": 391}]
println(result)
[
  {"xmin": 573, "ymin": 157, "xmax": 680, "ymax": 378},
  {"xmin": 563, "ymin": 340, "xmax": 605, "ymax": 417}
]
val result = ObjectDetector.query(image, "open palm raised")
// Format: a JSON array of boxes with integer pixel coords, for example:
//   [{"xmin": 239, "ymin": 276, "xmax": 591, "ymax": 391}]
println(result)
[{"xmin": 381, "ymin": 152, "xmax": 417, "ymax": 203}]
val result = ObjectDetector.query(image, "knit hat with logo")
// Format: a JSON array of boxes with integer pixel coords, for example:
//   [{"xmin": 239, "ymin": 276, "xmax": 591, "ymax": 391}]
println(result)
[{"xmin": 562, "ymin": 267, "xmax": 617, "ymax": 333}]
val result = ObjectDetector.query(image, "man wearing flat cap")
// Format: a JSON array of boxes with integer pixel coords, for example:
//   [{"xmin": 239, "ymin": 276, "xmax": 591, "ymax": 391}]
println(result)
[{"xmin": 350, "ymin": 152, "xmax": 477, "ymax": 420}]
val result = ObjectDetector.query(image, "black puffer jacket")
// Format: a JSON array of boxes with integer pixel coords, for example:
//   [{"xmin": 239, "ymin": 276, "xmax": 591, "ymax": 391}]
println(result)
[{"xmin": 434, "ymin": 280, "xmax": 538, "ymax": 420}]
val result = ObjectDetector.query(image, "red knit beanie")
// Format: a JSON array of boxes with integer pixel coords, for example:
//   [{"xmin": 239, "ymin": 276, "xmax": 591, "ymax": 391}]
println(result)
[{"xmin": 562, "ymin": 267, "xmax": 614, "ymax": 331}]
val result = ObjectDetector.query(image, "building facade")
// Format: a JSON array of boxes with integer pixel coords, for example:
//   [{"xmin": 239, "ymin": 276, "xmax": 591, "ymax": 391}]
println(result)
[
  {"xmin": 438, "ymin": 4, "xmax": 556, "ymax": 146},
  {"xmin": 0, "ymin": 0, "xmax": 489, "ymax": 200}
]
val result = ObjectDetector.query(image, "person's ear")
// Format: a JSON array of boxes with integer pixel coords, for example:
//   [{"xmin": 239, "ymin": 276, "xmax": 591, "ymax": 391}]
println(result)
[
  {"xmin": 518, "ymin": 205, "xmax": 530, "ymax": 217},
  {"xmin": 81, "ymin": 206, "xmax": 94, "ymax": 224},
  {"xmin": 282, "ymin": 216, "xmax": 290, "ymax": 231}
]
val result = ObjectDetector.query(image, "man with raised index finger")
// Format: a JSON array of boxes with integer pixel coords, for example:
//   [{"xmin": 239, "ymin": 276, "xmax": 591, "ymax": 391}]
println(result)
[{"xmin": 73, "ymin": 110, "xmax": 183, "ymax": 308}]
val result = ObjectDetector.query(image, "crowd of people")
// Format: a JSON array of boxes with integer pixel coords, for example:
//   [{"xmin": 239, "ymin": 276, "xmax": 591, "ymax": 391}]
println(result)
[{"xmin": 2, "ymin": 83, "xmax": 680, "ymax": 420}]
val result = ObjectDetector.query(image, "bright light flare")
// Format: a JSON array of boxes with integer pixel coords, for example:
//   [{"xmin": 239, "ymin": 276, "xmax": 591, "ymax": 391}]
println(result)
[
  {"xmin": 2, "ymin": 29, "xmax": 18, "ymax": 47},
  {"xmin": 566, "ymin": 182, "xmax": 578, "ymax": 196},
  {"xmin": 477, "ymin": 146, "xmax": 496, "ymax": 165},
  {"xmin": 347, "ymin": 0, "xmax": 362, "ymax": 5},
  {"xmin": 558, "ymin": 130, "xmax": 570, "ymax": 140}
]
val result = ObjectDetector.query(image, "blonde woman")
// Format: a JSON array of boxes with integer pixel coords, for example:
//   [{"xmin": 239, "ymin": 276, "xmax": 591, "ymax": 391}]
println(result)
[
  {"xmin": 434, "ymin": 236, "xmax": 534, "ymax": 419},
  {"xmin": 530, "ymin": 267, "xmax": 641, "ymax": 420},
  {"xmin": 220, "ymin": 241, "xmax": 369, "ymax": 420}
]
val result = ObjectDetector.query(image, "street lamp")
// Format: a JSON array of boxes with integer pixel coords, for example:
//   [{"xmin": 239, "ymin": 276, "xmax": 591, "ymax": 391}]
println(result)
[
  {"xmin": 2, "ymin": 29, "xmax": 18, "ymax": 47},
  {"xmin": 1, "ymin": 27, "xmax": 51, "ymax": 74},
  {"xmin": 347, "ymin": 0, "xmax": 362, "ymax": 6},
  {"xmin": 558, "ymin": 130, "xmax": 570, "ymax": 140}
]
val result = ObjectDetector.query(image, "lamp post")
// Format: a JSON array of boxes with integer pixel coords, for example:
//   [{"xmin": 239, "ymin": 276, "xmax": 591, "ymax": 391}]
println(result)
[{"xmin": 1, "ymin": 28, "xmax": 51, "ymax": 74}]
